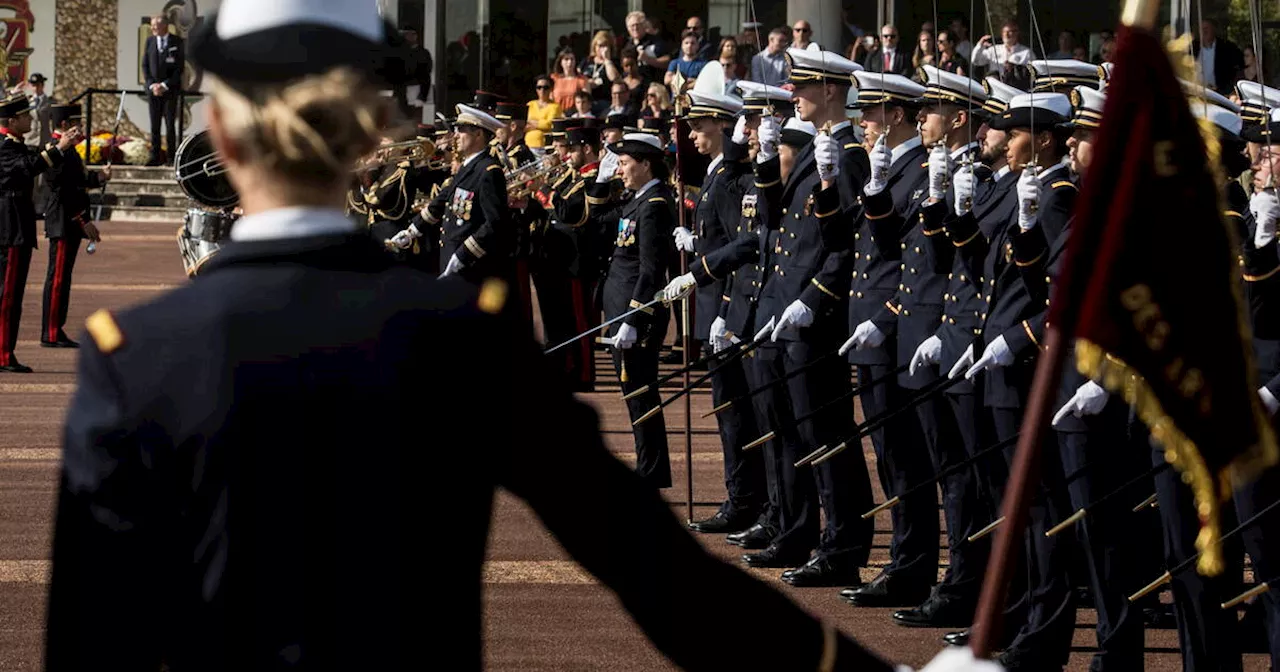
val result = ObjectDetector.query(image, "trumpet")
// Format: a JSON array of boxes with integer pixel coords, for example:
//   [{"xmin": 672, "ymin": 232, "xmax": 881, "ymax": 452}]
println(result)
[
  {"xmin": 356, "ymin": 137, "xmax": 438, "ymax": 172},
  {"xmin": 507, "ymin": 154, "xmax": 564, "ymax": 199}
]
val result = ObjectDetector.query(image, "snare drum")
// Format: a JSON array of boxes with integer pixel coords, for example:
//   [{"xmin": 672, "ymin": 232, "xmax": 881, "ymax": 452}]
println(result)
[{"xmin": 177, "ymin": 208, "xmax": 238, "ymax": 277}]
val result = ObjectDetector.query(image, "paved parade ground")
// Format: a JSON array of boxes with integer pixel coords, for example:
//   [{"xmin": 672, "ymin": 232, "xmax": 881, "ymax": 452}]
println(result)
[{"xmin": 0, "ymin": 219, "xmax": 1270, "ymax": 671}]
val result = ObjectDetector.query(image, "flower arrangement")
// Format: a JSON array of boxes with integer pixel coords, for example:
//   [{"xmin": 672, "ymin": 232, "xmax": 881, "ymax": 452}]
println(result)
[
  {"xmin": 120, "ymin": 138, "xmax": 151, "ymax": 165},
  {"xmin": 73, "ymin": 132, "xmax": 132, "ymax": 164}
]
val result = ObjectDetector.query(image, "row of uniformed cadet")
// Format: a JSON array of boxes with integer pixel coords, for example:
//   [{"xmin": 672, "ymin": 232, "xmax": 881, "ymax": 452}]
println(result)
[{"xmin": 651, "ymin": 51, "xmax": 1280, "ymax": 671}]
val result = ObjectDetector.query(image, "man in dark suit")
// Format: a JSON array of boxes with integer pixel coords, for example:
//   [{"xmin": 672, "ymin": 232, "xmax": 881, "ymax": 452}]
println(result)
[
  {"xmin": 1193, "ymin": 18, "xmax": 1244, "ymax": 95},
  {"xmin": 142, "ymin": 14, "xmax": 184, "ymax": 166},
  {"xmin": 864, "ymin": 25, "xmax": 912, "ymax": 77}
]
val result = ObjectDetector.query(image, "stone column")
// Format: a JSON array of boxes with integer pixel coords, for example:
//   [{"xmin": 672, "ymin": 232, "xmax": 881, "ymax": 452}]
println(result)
[{"xmin": 787, "ymin": 0, "xmax": 846, "ymax": 54}]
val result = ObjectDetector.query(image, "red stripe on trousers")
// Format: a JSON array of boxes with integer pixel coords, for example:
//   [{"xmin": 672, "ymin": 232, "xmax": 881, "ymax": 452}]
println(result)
[
  {"xmin": 569, "ymin": 278, "xmax": 592, "ymax": 384},
  {"xmin": 0, "ymin": 247, "xmax": 19, "ymax": 365},
  {"xmin": 47, "ymin": 240, "xmax": 67, "ymax": 343}
]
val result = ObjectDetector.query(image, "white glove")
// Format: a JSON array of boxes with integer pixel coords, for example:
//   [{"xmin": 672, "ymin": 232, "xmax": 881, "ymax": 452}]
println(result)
[
  {"xmin": 771, "ymin": 300, "xmax": 815, "ymax": 341},
  {"xmin": 438, "ymin": 253, "xmax": 464, "ymax": 279},
  {"xmin": 608, "ymin": 321, "xmax": 637, "ymax": 349},
  {"xmin": 815, "ymin": 132, "xmax": 841, "ymax": 182},
  {"xmin": 1252, "ymin": 189, "xmax": 1280, "ymax": 249},
  {"xmin": 596, "ymin": 150, "xmax": 619, "ymax": 183},
  {"xmin": 732, "ymin": 115, "xmax": 750, "ymax": 145},
  {"xmin": 928, "ymin": 144, "xmax": 951, "ymax": 201},
  {"xmin": 659, "ymin": 272, "xmax": 696, "ymax": 303},
  {"xmin": 757, "ymin": 116, "xmax": 780, "ymax": 162},
  {"xmin": 912, "ymin": 646, "xmax": 1005, "ymax": 672},
  {"xmin": 953, "ymin": 162, "xmax": 976, "ymax": 216},
  {"xmin": 865, "ymin": 134, "xmax": 892, "ymax": 196},
  {"xmin": 1261, "ymin": 386, "xmax": 1280, "ymax": 416},
  {"xmin": 753, "ymin": 316, "xmax": 777, "ymax": 343},
  {"xmin": 948, "ymin": 344, "xmax": 975, "ymax": 379},
  {"xmin": 1017, "ymin": 169, "xmax": 1041, "ymax": 232},
  {"xmin": 389, "ymin": 226, "xmax": 418, "ymax": 250},
  {"xmin": 965, "ymin": 335, "xmax": 1013, "ymax": 380},
  {"xmin": 838, "ymin": 320, "xmax": 886, "ymax": 355},
  {"xmin": 909, "ymin": 335, "xmax": 943, "ymax": 376},
  {"xmin": 1051, "ymin": 380, "xmax": 1109, "ymax": 426},
  {"xmin": 710, "ymin": 316, "xmax": 738, "ymax": 352},
  {"xmin": 673, "ymin": 226, "xmax": 697, "ymax": 253}
]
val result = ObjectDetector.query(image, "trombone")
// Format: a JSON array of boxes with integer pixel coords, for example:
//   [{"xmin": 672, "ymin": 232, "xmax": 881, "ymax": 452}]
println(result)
[{"xmin": 356, "ymin": 137, "xmax": 439, "ymax": 173}]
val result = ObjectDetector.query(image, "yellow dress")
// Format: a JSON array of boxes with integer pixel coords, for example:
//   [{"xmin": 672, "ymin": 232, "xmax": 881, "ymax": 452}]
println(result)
[{"xmin": 525, "ymin": 100, "xmax": 562, "ymax": 149}]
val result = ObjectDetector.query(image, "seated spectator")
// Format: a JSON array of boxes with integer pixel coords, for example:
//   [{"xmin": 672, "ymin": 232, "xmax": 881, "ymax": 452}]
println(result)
[
  {"xmin": 551, "ymin": 47, "xmax": 588, "ymax": 111},
  {"xmin": 666, "ymin": 31, "xmax": 708, "ymax": 87},
  {"xmin": 641, "ymin": 82, "xmax": 672, "ymax": 129},
  {"xmin": 525, "ymin": 75, "xmax": 562, "ymax": 149},
  {"xmin": 570, "ymin": 90, "xmax": 595, "ymax": 118}
]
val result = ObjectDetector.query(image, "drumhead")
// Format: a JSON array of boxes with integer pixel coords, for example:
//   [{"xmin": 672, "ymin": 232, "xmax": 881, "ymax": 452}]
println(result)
[{"xmin": 174, "ymin": 130, "xmax": 240, "ymax": 208}]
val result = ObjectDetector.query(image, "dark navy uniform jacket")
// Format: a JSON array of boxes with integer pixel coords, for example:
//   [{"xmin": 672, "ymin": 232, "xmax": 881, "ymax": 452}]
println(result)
[
  {"xmin": 1237, "ymin": 195, "xmax": 1280, "ymax": 402},
  {"xmin": 955, "ymin": 160, "xmax": 1075, "ymax": 408},
  {"xmin": 881, "ymin": 142, "xmax": 980, "ymax": 388},
  {"xmin": 44, "ymin": 227, "xmax": 895, "ymax": 672},
  {"xmin": 754, "ymin": 136, "xmax": 854, "ymax": 342},
  {"xmin": 422, "ymin": 150, "xmax": 513, "ymax": 281},
  {"xmin": 0, "ymin": 134, "xmax": 63, "ymax": 247},
  {"xmin": 689, "ymin": 153, "xmax": 751, "ymax": 340},
  {"xmin": 43, "ymin": 135, "xmax": 102, "ymax": 240},
  {"xmin": 847, "ymin": 137, "xmax": 928, "ymax": 365},
  {"xmin": 542, "ymin": 162, "xmax": 603, "ymax": 279},
  {"xmin": 929, "ymin": 164, "xmax": 1014, "ymax": 396},
  {"xmin": 798, "ymin": 122, "xmax": 871, "ymax": 325},
  {"xmin": 596, "ymin": 179, "xmax": 674, "ymax": 331}
]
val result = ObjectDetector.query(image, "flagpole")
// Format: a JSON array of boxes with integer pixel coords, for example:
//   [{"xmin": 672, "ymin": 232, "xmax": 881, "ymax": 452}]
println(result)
[{"xmin": 967, "ymin": 0, "xmax": 1159, "ymax": 658}]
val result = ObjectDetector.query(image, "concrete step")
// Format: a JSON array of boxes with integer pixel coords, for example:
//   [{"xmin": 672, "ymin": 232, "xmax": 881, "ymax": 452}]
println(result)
[
  {"xmin": 90, "ymin": 192, "xmax": 191, "ymax": 208},
  {"xmin": 87, "ymin": 165, "xmax": 175, "ymax": 181},
  {"xmin": 98, "ymin": 178, "xmax": 186, "ymax": 197},
  {"xmin": 95, "ymin": 205, "xmax": 190, "ymax": 223}
]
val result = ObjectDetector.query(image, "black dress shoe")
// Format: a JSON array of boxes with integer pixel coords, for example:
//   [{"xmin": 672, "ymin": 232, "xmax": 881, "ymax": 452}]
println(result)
[
  {"xmin": 742, "ymin": 544, "xmax": 811, "ymax": 569},
  {"xmin": 781, "ymin": 555, "xmax": 863, "ymax": 588},
  {"xmin": 892, "ymin": 592, "xmax": 976, "ymax": 628},
  {"xmin": 0, "ymin": 361, "xmax": 33, "ymax": 373},
  {"xmin": 689, "ymin": 508, "xmax": 755, "ymax": 534},
  {"xmin": 942, "ymin": 630, "xmax": 970, "ymax": 646},
  {"xmin": 996, "ymin": 648, "xmax": 1064, "ymax": 671},
  {"xmin": 842, "ymin": 571, "xmax": 931, "ymax": 608},
  {"xmin": 40, "ymin": 338, "xmax": 79, "ymax": 348},
  {"xmin": 726, "ymin": 523, "xmax": 774, "ymax": 549}
]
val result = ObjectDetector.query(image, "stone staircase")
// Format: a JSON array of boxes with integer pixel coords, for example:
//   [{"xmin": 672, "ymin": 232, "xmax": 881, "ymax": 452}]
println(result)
[{"xmin": 85, "ymin": 165, "xmax": 194, "ymax": 223}]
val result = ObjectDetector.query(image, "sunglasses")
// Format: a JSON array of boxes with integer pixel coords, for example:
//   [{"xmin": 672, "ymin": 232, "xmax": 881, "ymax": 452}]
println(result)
[
  {"xmin": 794, "ymin": 27, "xmax": 811, "ymax": 33},
  {"xmin": 882, "ymin": 33, "xmax": 898, "ymax": 38},
  {"xmin": 536, "ymin": 84, "xmax": 551, "ymax": 90}
]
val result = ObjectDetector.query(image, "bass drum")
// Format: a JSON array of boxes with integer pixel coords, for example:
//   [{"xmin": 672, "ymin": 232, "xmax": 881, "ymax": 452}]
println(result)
[
  {"xmin": 178, "ymin": 208, "xmax": 238, "ymax": 277},
  {"xmin": 174, "ymin": 130, "xmax": 239, "ymax": 208}
]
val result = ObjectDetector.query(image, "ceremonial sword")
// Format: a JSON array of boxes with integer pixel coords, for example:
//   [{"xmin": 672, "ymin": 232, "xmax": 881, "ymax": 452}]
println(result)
[{"xmin": 544, "ymin": 296, "xmax": 666, "ymax": 354}]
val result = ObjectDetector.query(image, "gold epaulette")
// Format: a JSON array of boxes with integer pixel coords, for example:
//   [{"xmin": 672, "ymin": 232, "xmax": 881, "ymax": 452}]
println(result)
[{"xmin": 85, "ymin": 309, "xmax": 124, "ymax": 354}]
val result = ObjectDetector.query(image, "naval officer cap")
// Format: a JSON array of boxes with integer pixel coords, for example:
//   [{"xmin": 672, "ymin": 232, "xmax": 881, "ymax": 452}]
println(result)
[
  {"xmin": 1181, "ymin": 79, "xmax": 1240, "ymax": 114},
  {"xmin": 188, "ymin": 0, "xmax": 399, "ymax": 89},
  {"xmin": 787, "ymin": 45, "xmax": 863, "ymax": 86},
  {"xmin": 781, "ymin": 117, "xmax": 817, "ymax": 147},
  {"xmin": 980, "ymin": 77, "xmax": 1025, "ymax": 116},
  {"xmin": 1235, "ymin": 80, "xmax": 1280, "ymax": 125},
  {"xmin": 848, "ymin": 71, "xmax": 926, "ymax": 109},
  {"xmin": 1242, "ymin": 106, "xmax": 1280, "ymax": 144},
  {"xmin": 454, "ymin": 104, "xmax": 504, "ymax": 134},
  {"xmin": 736, "ymin": 80, "xmax": 793, "ymax": 113},
  {"xmin": 1029, "ymin": 59, "xmax": 1106, "ymax": 92},
  {"xmin": 989, "ymin": 92, "xmax": 1073, "ymax": 130},
  {"xmin": 918, "ymin": 65, "xmax": 986, "ymax": 107},
  {"xmin": 1067, "ymin": 85, "xmax": 1106, "ymax": 129},
  {"xmin": 607, "ymin": 132, "xmax": 666, "ymax": 160},
  {"xmin": 684, "ymin": 62, "xmax": 744, "ymax": 121},
  {"xmin": 1194, "ymin": 102, "xmax": 1244, "ymax": 140}
]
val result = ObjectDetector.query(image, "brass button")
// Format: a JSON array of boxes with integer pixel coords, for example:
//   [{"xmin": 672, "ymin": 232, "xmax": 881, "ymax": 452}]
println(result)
[
  {"xmin": 944, "ymin": 293, "xmax": 950, "ymax": 300},
  {"xmin": 900, "ymin": 263, "xmax": 906, "ymax": 270},
  {"xmin": 782, "ymin": 208, "xmax": 788, "ymax": 214},
  {"xmin": 906, "ymin": 287, "xmax": 912, "ymax": 294},
  {"xmin": 849, "ymin": 290, "xmax": 855, "ymax": 296},
  {"xmin": 898, "ymin": 283, "xmax": 905, "ymax": 290},
  {"xmin": 900, "ymin": 242, "xmax": 907, "ymax": 250},
  {"xmin": 779, "ymin": 269, "xmax": 786, "ymax": 276},
  {"xmin": 948, "ymin": 273, "xmax": 954, "ymax": 280},
  {"xmin": 981, "ymin": 313, "xmax": 987, "ymax": 319},
  {"xmin": 903, "ymin": 309, "xmax": 911, "ymax": 316},
  {"xmin": 862, "ymin": 272, "xmax": 869, "ymax": 279},
  {"xmin": 910, "ymin": 268, "xmax": 917, "ymax": 274},
  {"xmin": 790, "ymin": 233, "xmax": 796, "ymax": 238},
  {"xmin": 854, "ymin": 253, "xmax": 861, "ymax": 259},
  {"xmin": 855, "ymin": 233, "xmax": 861, "ymax": 240},
  {"xmin": 784, "ymin": 250, "xmax": 791, "ymax": 256},
  {"xmin": 949, "ymin": 317, "xmax": 956, "ymax": 324},
  {"xmin": 856, "ymin": 291, "xmax": 864, "ymax": 298},
  {"xmin": 780, "ymin": 226, "xmax": 787, "ymax": 233},
  {"xmin": 914, "ymin": 246, "xmax": 921, "ymax": 253},
  {"xmin": 774, "ymin": 265, "xmax": 780, "ymax": 271},
  {"xmin": 794, "ymin": 213, "xmax": 800, "ymax": 219}
]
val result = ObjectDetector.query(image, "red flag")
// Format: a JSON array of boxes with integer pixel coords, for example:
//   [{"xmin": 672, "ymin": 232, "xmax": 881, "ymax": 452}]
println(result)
[{"xmin": 1050, "ymin": 27, "xmax": 1277, "ymax": 575}]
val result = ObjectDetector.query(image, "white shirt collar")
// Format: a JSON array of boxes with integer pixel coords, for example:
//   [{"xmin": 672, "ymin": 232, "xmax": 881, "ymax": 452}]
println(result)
[
  {"xmin": 891, "ymin": 135, "xmax": 923, "ymax": 165},
  {"xmin": 634, "ymin": 178, "xmax": 661, "ymax": 198},
  {"xmin": 830, "ymin": 120, "xmax": 852, "ymax": 134},
  {"xmin": 229, "ymin": 206, "xmax": 357, "ymax": 242},
  {"xmin": 995, "ymin": 165, "xmax": 1012, "ymax": 180},
  {"xmin": 706, "ymin": 154, "xmax": 723, "ymax": 177},
  {"xmin": 462, "ymin": 151, "xmax": 484, "ymax": 167},
  {"xmin": 951, "ymin": 141, "xmax": 980, "ymax": 160}
]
